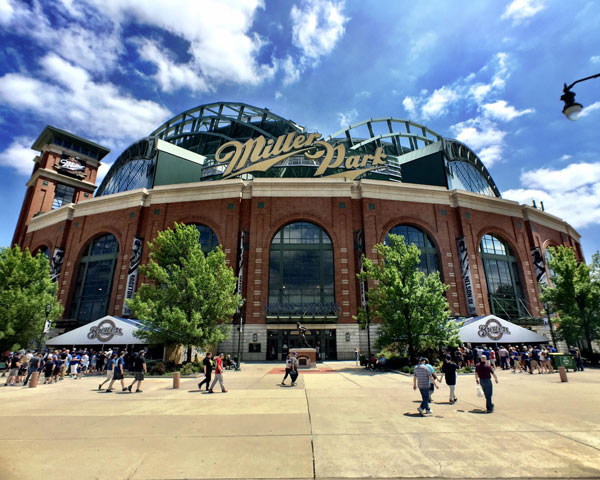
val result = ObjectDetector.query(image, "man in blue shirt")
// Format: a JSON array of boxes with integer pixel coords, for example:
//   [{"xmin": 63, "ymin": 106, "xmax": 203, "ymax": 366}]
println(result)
[{"xmin": 105, "ymin": 351, "xmax": 127, "ymax": 393}]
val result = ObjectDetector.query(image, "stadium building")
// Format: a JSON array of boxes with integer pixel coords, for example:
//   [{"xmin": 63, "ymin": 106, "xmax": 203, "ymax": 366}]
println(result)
[{"xmin": 12, "ymin": 102, "xmax": 583, "ymax": 360}]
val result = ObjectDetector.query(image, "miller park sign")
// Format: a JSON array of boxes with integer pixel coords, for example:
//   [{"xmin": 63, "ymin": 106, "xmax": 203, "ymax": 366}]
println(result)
[{"xmin": 215, "ymin": 132, "xmax": 387, "ymax": 180}]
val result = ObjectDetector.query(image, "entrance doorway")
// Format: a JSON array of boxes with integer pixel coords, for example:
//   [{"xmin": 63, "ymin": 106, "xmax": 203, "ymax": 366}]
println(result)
[{"xmin": 266, "ymin": 328, "xmax": 337, "ymax": 361}]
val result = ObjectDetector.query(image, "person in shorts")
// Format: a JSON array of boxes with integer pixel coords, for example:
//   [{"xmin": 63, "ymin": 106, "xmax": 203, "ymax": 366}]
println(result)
[
  {"xmin": 127, "ymin": 351, "xmax": 146, "ymax": 393},
  {"xmin": 98, "ymin": 353, "xmax": 117, "ymax": 390},
  {"xmin": 70, "ymin": 352, "xmax": 81, "ymax": 379},
  {"xmin": 106, "ymin": 351, "xmax": 127, "ymax": 392},
  {"xmin": 4, "ymin": 353, "xmax": 20, "ymax": 386},
  {"xmin": 43, "ymin": 355, "xmax": 55, "ymax": 384}
]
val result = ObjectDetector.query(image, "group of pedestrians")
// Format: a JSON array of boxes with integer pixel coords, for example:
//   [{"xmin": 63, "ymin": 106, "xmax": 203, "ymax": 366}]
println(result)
[
  {"xmin": 98, "ymin": 350, "xmax": 147, "ymax": 393},
  {"xmin": 197, "ymin": 352, "xmax": 228, "ymax": 393},
  {"xmin": 3, "ymin": 349, "xmax": 92, "ymax": 386},
  {"xmin": 413, "ymin": 353, "xmax": 499, "ymax": 416}
]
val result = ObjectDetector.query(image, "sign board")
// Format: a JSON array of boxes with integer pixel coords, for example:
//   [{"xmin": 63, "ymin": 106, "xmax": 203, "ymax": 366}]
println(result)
[
  {"xmin": 55, "ymin": 154, "xmax": 86, "ymax": 178},
  {"xmin": 122, "ymin": 237, "xmax": 143, "ymax": 316},
  {"xmin": 46, "ymin": 316, "xmax": 144, "ymax": 345},
  {"xmin": 50, "ymin": 247, "xmax": 65, "ymax": 282},
  {"xmin": 531, "ymin": 247, "xmax": 548, "ymax": 287},
  {"xmin": 457, "ymin": 236, "xmax": 477, "ymax": 315},
  {"xmin": 215, "ymin": 132, "xmax": 388, "ymax": 181}
]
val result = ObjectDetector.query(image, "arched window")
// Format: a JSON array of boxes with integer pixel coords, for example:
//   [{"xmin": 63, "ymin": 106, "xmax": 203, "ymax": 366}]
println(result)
[
  {"xmin": 70, "ymin": 234, "xmax": 119, "ymax": 322},
  {"xmin": 36, "ymin": 246, "xmax": 50, "ymax": 259},
  {"xmin": 193, "ymin": 224, "xmax": 218, "ymax": 254},
  {"xmin": 268, "ymin": 222, "xmax": 334, "ymax": 310},
  {"xmin": 385, "ymin": 225, "xmax": 440, "ymax": 275},
  {"xmin": 479, "ymin": 234, "xmax": 526, "ymax": 320},
  {"xmin": 544, "ymin": 247, "xmax": 556, "ymax": 284}
]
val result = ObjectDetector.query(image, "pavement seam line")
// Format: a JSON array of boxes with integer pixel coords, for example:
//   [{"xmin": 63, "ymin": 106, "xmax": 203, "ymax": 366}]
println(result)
[{"xmin": 304, "ymin": 388, "xmax": 317, "ymax": 479}]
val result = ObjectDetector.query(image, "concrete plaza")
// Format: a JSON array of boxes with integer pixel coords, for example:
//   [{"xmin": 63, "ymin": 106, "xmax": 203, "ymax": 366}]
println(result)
[{"xmin": 1, "ymin": 361, "xmax": 599, "ymax": 480}]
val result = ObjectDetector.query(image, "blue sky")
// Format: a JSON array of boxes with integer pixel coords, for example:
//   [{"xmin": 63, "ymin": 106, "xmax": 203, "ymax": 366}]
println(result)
[{"xmin": 0, "ymin": 0, "xmax": 599, "ymax": 258}]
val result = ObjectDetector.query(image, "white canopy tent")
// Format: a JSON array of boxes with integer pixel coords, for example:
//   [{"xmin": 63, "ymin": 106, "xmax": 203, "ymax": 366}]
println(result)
[
  {"xmin": 46, "ymin": 315, "xmax": 145, "ymax": 346},
  {"xmin": 458, "ymin": 315, "xmax": 548, "ymax": 344}
]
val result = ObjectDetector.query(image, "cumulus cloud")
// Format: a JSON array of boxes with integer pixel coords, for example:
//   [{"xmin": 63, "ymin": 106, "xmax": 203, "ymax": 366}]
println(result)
[
  {"xmin": 96, "ymin": 161, "xmax": 114, "ymax": 184},
  {"xmin": 290, "ymin": 0, "xmax": 348, "ymax": 59},
  {"xmin": 0, "ymin": 137, "xmax": 37, "ymax": 176},
  {"xmin": 482, "ymin": 100, "xmax": 534, "ymax": 121},
  {"xmin": 590, "ymin": 55, "xmax": 600, "ymax": 64},
  {"xmin": 337, "ymin": 108, "xmax": 358, "ymax": 127},
  {"xmin": 578, "ymin": 101, "xmax": 600, "ymax": 119},
  {"xmin": 451, "ymin": 118, "xmax": 506, "ymax": 167},
  {"xmin": 282, "ymin": 55, "xmax": 301, "ymax": 85},
  {"xmin": 0, "ymin": 54, "xmax": 172, "ymax": 141},
  {"xmin": 274, "ymin": 91, "xmax": 282, "ymax": 100},
  {"xmin": 421, "ymin": 85, "xmax": 460, "ymax": 119},
  {"xmin": 504, "ymin": 162, "xmax": 600, "ymax": 229},
  {"xmin": 501, "ymin": 0, "xmax": 547, "ymax": 25}
]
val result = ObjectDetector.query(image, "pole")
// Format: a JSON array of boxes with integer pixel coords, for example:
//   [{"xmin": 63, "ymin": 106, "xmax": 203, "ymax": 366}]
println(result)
[
  {"xmin": 236, "ymin": 318, "xmax": 243, "ymax": 370},
  {"xmin": 365, "ymin": 303, "xmax": 372, "ymax": 357},
  {"xmin": 546, "ymin": 303, "xmax": 558, "ymax": 350}
]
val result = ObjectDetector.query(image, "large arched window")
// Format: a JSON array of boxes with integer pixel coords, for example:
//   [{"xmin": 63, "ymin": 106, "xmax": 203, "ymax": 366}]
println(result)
[
  {"xmin": 193, "ymin": 224, "xmax": 218, "ymax": 254},
  {"xmin": 544, "ymin": 247, "xmax": 556, "ymax": 284},
  {"xmin": 268, "ymin": 222, "xmax": 334, "ymax": 312},
  {"xmin": 385, "ymin": 225, "xmax": 440, "ymax": 275},
  {"xmin": 479, "ymin": 234, "xmax": 526, "ymax": 319},
  {"xmin": 70, "ymin": 234, "xmax": 119, "ymax": 322}
]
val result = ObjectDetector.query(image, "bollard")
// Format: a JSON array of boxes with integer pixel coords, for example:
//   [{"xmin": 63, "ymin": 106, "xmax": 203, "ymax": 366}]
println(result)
[
  {"xmin": 28, "ymin": 372, "xmax": 40, "ymax": 388},
  {"xmin": 173, "ymin": 371, "xmax": 180, "ymax": 389},
  {"xmin": 558, "ymin": 366, "xmax": 568, "ymax": 382}
]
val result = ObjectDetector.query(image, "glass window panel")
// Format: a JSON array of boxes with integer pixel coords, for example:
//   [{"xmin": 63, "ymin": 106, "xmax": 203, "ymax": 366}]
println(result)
[{"xmin": 386, "ymin": 225, "xmax": 439, "ymax": 275}]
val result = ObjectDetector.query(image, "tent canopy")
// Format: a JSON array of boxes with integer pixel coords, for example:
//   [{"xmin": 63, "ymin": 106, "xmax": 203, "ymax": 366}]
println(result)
[
  {"xmin": 458, "ymin": 315, "xmax": 548, "ymax": 344},
  {"xmin": 46, "ymin": 316, "xmax": 145, "ymax": 346}
]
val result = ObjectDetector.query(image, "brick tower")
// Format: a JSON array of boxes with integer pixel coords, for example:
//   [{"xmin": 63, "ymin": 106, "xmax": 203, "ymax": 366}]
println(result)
[{"xmin": 12, "ymin": 126, "xmax": 110, "ymax": 247}]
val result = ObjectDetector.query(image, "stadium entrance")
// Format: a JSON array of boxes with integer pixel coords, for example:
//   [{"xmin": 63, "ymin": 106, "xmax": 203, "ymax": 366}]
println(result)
[{"xmin": 266, "ymin": 328, "xmax": 337, "ymax": 362}]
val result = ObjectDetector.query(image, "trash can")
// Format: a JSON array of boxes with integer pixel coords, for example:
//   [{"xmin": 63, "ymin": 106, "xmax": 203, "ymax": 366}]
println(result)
[{"xmin": 549, "ymin": 353, "xmax": 576, "ymax": 371}]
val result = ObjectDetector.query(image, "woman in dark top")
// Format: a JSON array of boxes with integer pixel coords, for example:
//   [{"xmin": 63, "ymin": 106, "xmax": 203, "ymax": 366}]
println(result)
[
  {"xmin": 43, "ymin": 357, "xmax": 55, "ymax": 384},
  {"xmin": 475, "ymin": 356, "xmax": 498, "ymax": 413}
]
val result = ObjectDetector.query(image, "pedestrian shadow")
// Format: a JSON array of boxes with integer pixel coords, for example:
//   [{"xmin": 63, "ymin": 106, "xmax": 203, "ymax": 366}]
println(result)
[
  {"xmin": 403, "ymin": 412, "xmax": 425, "ymax": 417},
  {"xmin": 469, "ymin": 408, "xmax": 488, "ymax": 414}
]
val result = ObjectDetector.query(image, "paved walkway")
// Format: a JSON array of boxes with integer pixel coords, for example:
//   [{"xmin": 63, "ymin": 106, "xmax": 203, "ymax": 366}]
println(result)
[{"xmin": 1, "ymin": 362, "xmax": 599, "ymax": 480}]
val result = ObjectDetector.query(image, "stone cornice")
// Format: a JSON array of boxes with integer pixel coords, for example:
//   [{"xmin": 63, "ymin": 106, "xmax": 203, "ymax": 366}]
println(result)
[
  {"xmin": 27, "ymin": 168, "xmax": 97, "ymax": 191},
  {"xmin": 451, "ymin": 190, "xmax": 523, "ymax": 218},
  {"xmin": 148, "ymin": 179, "xmax": 245, "ymax": 204},
  {"xmin": 250, "ymin": 177, "xmax": 354, "ymax": 198},
  {"xmin": 522, "ymin": 205, "xmax": 580, "ymax": 239},
  {"xmin": 27, "ymin": 204, "xmax": 74, "ymax": 232},
  {"xmin": 73, "ymin": 189, "xmax": 150, "ymax": 218}
]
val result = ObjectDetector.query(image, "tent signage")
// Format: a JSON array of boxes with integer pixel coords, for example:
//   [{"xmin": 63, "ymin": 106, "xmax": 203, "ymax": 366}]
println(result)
[
  {"xmin": 87, "ymin": 319, "xmax": 123, "ymax": 342},
  {"xmin": 478, "ymin": 318, "xmax": 510, "ymax": 340}
]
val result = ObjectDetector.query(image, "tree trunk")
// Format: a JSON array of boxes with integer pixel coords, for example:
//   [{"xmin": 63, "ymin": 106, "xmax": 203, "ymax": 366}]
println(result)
[{"xmin": 187, "ymin": 344, "xmax": 193, "ymax": 363}]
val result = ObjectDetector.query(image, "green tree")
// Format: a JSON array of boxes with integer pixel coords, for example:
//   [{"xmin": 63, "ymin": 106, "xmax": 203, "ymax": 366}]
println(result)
[
  {"xmin": 542, "ymin": 246, "xmax": 600, "ymax": 353},
  {"xmin": 356, "ymin": 234, "xmax": 459, "ymax": 363},
  {"xmin": 0, "ymin": 245, "xmax": 63, "ymax": 351},
  {"xmin": 127, "ymin": 223, "xmax": 243, "ymax": 362}
]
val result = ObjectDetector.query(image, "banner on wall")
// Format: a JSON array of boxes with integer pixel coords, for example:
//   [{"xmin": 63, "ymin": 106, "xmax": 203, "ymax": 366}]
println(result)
[
  {"xmin": 356, "ymin": 230, "xmax": 367, "ymax": 310},
  {"xmin": 50, "ymin": 248, "xmax": 65, "ymax": 282},
  {"xmin": 531, "ymin": 247, "xmax": 548, "ymax": 287},
  {"xmin": 122, "ymin": 237, "xmax": 143, "ymax": 316},
  {"xmin": 457, "ymin": 236, "xmax": 477, "ymax": 316}
]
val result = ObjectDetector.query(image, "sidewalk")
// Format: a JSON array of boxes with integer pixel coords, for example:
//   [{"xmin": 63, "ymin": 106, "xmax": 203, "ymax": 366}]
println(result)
[{"xmin": 1, "ymin": 361, "xmax": 599, "ymax": 479}]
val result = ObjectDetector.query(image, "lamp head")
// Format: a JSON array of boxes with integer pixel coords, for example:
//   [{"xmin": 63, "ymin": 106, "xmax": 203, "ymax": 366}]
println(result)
[{"xmin": 561, "ymin": 85, "xmax": 583, "ymax": 120}]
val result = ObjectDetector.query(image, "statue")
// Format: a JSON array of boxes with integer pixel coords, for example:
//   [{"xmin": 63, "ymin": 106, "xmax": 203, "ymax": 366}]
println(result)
[{"xmin": 296, "ymin": 321, "xmax": 311, "ymax": 348}]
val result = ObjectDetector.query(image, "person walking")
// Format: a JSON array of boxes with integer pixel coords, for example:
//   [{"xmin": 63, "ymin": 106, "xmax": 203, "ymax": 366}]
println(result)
[
  {"xmin": 98, "ymin": 353, "xmax": 117, "ymax": 391},
  {"xmin": 574, "ymin": 347, "xmax": 584, "ymax": 371},
  {"xmin": 23, "ymin": 352, "xmax": 41, "ymax": 386},
  {"xmin": 281, "ymin": 353, "xmax": 292, "ymax": 386},
  {"xmin": 208, "ymin": 353, "xmax": 227, "ymax": 393},
  {"xmin": 106, "ymin": 351, "xmax": 127, "ymax": 392},
  {"xmin": 354, "ymin": 347, "xmax": 360, "ymax": 366},
  {"xmin": 197, "ymin": 352, "xmax": 213, "ymax": 391},
  {"xmin": 127, "ymin": 351, "xmax": 146, "ymax": 393},
  {"xmin": 439, "ymin": 354, "xmax": 459, "ymax": 404},
  {"xmin": 475, "ymin": 355, "xmax": 498, "ymax": 413},
  {"xmin": 290, "ymin": 351, "xmax": 299, "ymax": 386},
  {"xmin": 413, "ymin": 357, "xmax": 438, "ymax": 416},
  {"xmin": 4, "ymin": 353, "xmax": 20, "ymax": 386},
  {"xmin": 42, "ymin": 355, "xmax": 55, "ymax": 384}
]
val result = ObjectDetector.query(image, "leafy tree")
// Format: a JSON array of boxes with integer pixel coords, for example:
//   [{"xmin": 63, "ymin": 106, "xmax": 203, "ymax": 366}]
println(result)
[
  {"xmin": 0, "ymin": 245, "xmax": 63, "ymax": 351},
  {"xmin": 542, "ymin": 246, "xmax": 600, "ymax": 353},
  {"xmin": 356, "ymin": 234, "xmax": 459, "ymax": 363},
  {"xmin": 127, "ymin": 223, "xmax": 243, "ymax": 363}
]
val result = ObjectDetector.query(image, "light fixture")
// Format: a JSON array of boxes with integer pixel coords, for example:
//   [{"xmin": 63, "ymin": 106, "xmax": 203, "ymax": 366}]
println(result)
[{"xmin": 560, "ymin": 73, "xmax": 600, "ymax": 121}]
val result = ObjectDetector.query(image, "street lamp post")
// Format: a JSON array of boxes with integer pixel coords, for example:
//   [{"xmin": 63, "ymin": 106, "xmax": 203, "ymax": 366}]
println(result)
[
  {"xmin": 561, "ymin": 73, "xmax": 600, "ymax": 120},
  {"xmin": 38, "ymin": 304, "xmax": 52, "ymax": 350},
  {"xmin": 544, "ymin": 302, "xmax": 558, "ymax": 350}
]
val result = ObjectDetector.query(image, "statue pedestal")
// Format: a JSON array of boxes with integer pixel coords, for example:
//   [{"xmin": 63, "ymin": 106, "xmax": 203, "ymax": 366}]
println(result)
[{"xmin": 294, "ymin": 348, "xmax": 317, "ymax": 369}]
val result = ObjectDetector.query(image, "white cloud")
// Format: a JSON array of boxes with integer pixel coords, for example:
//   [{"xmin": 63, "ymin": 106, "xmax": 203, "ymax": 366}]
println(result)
[
  {"xmin": 0, "ymin": 0, "xmax": 15, "ymax": 25},
  {"xmin": 0, "ymin": 137, "xmax": 36, "ymax": 176},
  {"xmin": 560, "ymin": 154, "xmax": 572, "ymax": 161},
  {"xmin": 402, "ymin": 96, "xmax": 417, "ymax": 118},
  {"xmin": 0, "ymin": 54, "xmax": 172, "ymax": 142},
  {"xmin": 501, "ymin": 0, "xmax": 547, "ymax": 25},
  {"xmin": 421, "ymin": 85, "xmax": 460, "ymax": 119},
  {"xmin": 274, "ymin": 91, "xmax": 282, "ymax": 100},
  {"xmin": 136, "ymin": 39, "xmax": 210, "ymax": 93},
  {"xmin": 504, "ymin": 162, "xmax": 600, "ymax": 229},
  {"xmin": 290, "ymin": 0, "xmax": 348, "ymax": 59},
  {"xmin": 282, "ymin": 55, "xmax": 301, "ymax": 85},
  {"xmin": 590, "ymin": 55, "xmax": 600, "ymax": 64},
  {"xmin": 450, "ymin": 118, "xmax": 506, "ymax": 167},
  {"xmin": 96, "ymin": 161, "xmax": 113, "ymax": 184},
  {"xmin": 482, "ymin": 100, "xmax": 534, "ymax": 121},
  {"xmin": 337, "ymin": 108, "xmax": 358, "ymax": 127},
  {"xmin": 578, "ymin": 101, "xmax": 600, "ymax": 119}
]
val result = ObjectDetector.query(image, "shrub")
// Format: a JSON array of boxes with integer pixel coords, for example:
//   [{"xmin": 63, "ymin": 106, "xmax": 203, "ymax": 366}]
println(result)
[
  {"xmin": 461, "ymin": 365, "xmax": 473, "ymax": 373},
  {"xmin": 402, "ymin": 366, "xmax": 410, "ymax": 373},
  {"xmin": 180, "ymin": 362, "xmax": 198, "ymax": 376},
  {"xmin": 409, "ymin": 367, "xmax": 414, "ymax": 374},
  {"xmin": 150, "ymin": 362, "xmax": 166, "ymax": 376}
]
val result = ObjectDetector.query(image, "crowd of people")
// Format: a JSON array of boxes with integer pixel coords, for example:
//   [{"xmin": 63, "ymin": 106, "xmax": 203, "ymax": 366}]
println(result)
[{"xmin": 2, "ymin": 348, "xmax": 147, "ymax": 392}]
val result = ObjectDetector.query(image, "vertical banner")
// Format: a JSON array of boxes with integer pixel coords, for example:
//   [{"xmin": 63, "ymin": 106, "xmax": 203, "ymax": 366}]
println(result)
[
  {"xmin": 50, "ymin": 248, "xmax": 65, "ymax": 282},
  {"xmin": 356, "ymin": 230, "xmax": 367, "ymax": 310},
  {"xmin": 531, "ymin": 247, "xmax": 548, "ymax": 287},
  {"xmin": 122, "ymin": 237, "xmax": 143, "ymax": 316},
  {"xmin": 237, "ymin": 230, "xmax": 245, "ymax": 298},
  {"xmin": 457, "ymin": 236, "xmax": 477, "ymax": 315}
]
